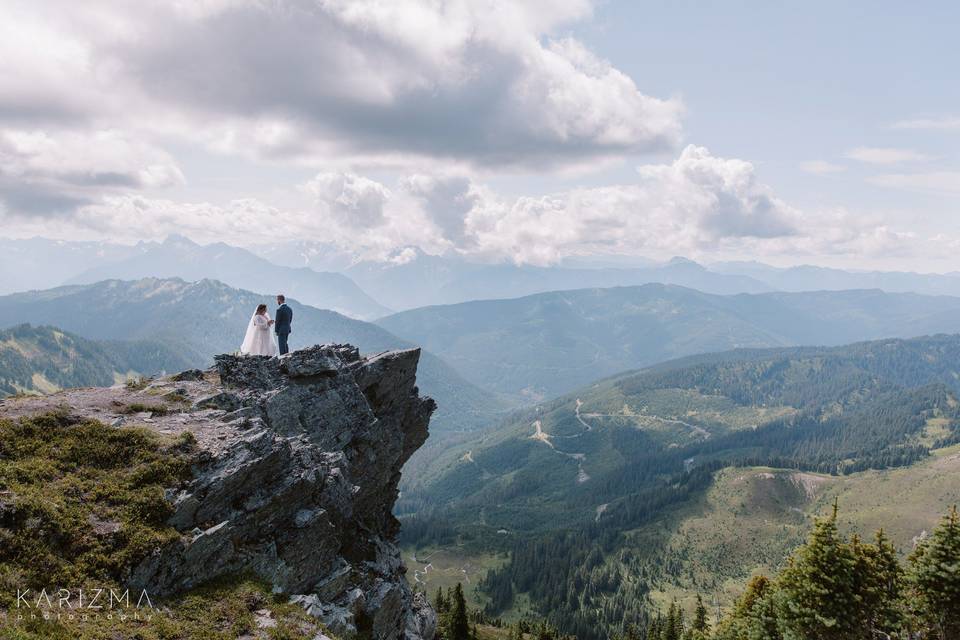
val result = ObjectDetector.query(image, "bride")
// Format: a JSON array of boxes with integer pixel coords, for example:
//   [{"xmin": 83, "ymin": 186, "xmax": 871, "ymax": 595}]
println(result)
[{"xmin": 240, "ymin": 304, "xmax": 278, "ymax": 357}]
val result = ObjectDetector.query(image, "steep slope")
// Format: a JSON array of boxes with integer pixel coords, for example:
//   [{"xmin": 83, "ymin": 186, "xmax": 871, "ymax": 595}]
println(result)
[
  {"xmin": 0, "ymin": 278, "xmax": 504, "ymax": 439},
  {"xmin": 0, "ymin": 345, "xmax": 437, "ymax": 638},
  {"xmin": 0, "ymin": 323, "xmax": 192, "ymax": 395},
  {"xmin": 379, "ymin": 284, "xmax": 960, "ymax": 400},
  {"xmin": 68, "ymin": 234, "xmax": 390, "ymax": 319}
]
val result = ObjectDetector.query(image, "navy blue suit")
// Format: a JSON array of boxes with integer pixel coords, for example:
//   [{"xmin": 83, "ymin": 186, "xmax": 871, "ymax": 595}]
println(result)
[{"xmin": 275, "ymin": 303, "xmax": 293, "ymax": 355}]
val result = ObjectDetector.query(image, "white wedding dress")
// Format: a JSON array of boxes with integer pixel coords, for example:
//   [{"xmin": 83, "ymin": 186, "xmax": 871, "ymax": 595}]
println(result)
[{"xmin": 239, "ymin": 313, "xmax": 278, "ymax": 357}]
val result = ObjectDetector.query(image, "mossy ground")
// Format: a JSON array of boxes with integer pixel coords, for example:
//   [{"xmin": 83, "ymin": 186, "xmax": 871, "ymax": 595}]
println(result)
[
  {"xmin": 0, "ymin": 411, "xmax": 333, "ymax": 639},
  {"xmin": 0, "ymin": 410, "xmax": 194, "ymax": 593},
  {"xmin": 0, "ymin": 575, "xmax": 331, "ymax": 640}
]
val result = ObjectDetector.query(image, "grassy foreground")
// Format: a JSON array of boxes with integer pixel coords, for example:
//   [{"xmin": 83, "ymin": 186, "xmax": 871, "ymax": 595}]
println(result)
[{"xmin": 0, "ymin": 411, "xmax": 332, "ymax": 639}]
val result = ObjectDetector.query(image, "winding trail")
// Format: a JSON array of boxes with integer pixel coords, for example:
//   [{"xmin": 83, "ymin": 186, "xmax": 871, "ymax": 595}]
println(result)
[
  {"xmin": 573, "ymin": 399, "xmax": 593, "ymax": 434},
  {"xmin": 579, "ymin": 404, "xmax": 711, "ymax": 441},
  {"xmin": 529, "ymin": 402, "xmax": 592, "ymax": 483},
  {"xmin": 529, "ymin": 396, "xmax": 710, "ymax": 489},
  {"xmin": 412, "ymin": 562, "xmax": 434, "ymax": 584}
]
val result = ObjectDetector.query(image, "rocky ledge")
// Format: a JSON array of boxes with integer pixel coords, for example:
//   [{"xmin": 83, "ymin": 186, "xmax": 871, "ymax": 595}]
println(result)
[{"xmin": 1, "ymin": 345, "xmax": 437, "ymax": 639}]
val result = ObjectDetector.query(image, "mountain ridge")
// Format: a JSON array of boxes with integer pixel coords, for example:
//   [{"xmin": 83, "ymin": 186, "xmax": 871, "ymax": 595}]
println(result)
[
  {"xmin": 378, "ymin": 282, "xmax": 960, "ymax": 400},
  {"xmin": 66, "ymin": 235, "xmax": 390, "ymax": 320},
  {"xmin": 0, "ymin": 277, "xmax": 505, "ymax": 443},
  {"xmin": 0, "ymin": 323, "xmax": 192, "ymax": 395}
]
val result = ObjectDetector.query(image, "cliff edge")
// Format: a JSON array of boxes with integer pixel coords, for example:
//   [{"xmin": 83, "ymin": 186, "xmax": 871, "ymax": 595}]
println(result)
[{"xmin": 0, "ymin": 344, "xmax": 437, "ymax": 639}]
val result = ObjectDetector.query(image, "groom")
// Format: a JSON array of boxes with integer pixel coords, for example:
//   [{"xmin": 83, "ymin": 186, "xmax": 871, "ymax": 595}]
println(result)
[{"xmin": 275, "ymin": 294, "xmax": 293, "ymax": 355}]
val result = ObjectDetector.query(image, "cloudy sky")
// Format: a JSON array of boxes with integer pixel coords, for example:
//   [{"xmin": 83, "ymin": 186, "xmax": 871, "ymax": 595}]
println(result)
[{"xmin": 1, "ymin": 0, "xmax": 957, "ymax": 269}]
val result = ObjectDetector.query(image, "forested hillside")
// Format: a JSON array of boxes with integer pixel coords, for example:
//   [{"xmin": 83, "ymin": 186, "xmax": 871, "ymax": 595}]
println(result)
[
  {"xmin": 0, "ymin": 324, "xmax": 190, "ymax": 396},
  {"xmin": 401, "ymin": 335, "xmax": 960, "ymax": 639}
]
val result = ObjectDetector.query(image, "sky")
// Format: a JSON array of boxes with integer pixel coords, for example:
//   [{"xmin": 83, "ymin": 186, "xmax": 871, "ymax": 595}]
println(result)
[{"xmin": 0, "ymin": 0, "xmax": 957, "ymax": 270}]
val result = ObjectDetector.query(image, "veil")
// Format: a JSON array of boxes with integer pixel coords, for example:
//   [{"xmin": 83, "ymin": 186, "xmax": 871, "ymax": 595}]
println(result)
[{"xmin": 239, "ymin": 312, "xmax": 260, "ymax": 354}]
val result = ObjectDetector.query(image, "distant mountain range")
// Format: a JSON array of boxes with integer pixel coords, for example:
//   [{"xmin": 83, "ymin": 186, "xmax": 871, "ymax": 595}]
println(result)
[
  {"xmin": 0, "ymin": 323, "xmax": 191, "ymax": 396},
  {"xmin": 0, "ymin": 277, "xmax": 503, "ymax": 438},
  {"xmin": 344, "ymin": 252, "xmax": 773, "ymax": 311},
  {"xmin": 66, "ymin": 235, "xmax": 390, "ymax": 319},
  {"xmin": 8, "ymin": 235, "xmax": 960, "ymax": 316},
  {"xmin": 714, "ymin": 260, "xmax": 960, "ymax": 296},
  {"xmin": 379, "ymin": 283, "xmax": 960, "ymax": 400},
  {"xmin": 252, "ymin": 240, "xmax": 960, "ymax": 310}
]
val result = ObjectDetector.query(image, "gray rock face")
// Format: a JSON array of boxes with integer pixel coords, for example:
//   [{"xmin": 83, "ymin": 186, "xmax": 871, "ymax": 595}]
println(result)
[{"xmin": 3, "ymin": 344, "xmax": 436, "ymax": 639}]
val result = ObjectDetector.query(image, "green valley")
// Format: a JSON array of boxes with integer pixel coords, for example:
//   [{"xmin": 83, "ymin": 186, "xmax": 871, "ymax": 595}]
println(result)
[{"xmin": 399, "ymin": 334, "xmax": 960, "ymax": 638}]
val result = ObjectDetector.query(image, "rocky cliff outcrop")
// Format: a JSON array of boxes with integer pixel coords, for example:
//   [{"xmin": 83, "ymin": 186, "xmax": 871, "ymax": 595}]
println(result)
[{"xmin": 1, "ymin": 344, "xmax": 437, "ymax": 639}]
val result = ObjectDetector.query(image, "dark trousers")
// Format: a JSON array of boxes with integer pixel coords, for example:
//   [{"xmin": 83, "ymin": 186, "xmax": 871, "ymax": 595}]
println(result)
[{"xmin": 277, "ymin": 332, "xmax": 290, "ymax": 355}]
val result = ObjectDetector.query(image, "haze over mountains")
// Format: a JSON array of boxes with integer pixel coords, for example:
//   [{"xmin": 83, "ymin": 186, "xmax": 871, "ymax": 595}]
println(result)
[
  {"xmin": 11, "ymin": 236, "xmax": 960, "ymax": 315},
  {"xmin": 714, "ymin": 260, "xmax": 960, "ymax": 296},
  {"xmin": 66, "ymin": 235, "xmax": 390, "ymax": 320},
  {"xmin": 343, "ymin": 252, "xmax": 773, "ymax": 311},
  {"xmin": 379, "ymin": 284, "xmax": 960, "ymax": 400},
  {"xmin": 0, "ymin": 237, "xmax": 141, "ymax": 295}
]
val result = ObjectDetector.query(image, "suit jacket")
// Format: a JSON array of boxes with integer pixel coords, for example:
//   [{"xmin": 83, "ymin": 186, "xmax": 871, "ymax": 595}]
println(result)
[{"xmin": 275, "ymin": 303, "xmax": 293, "ymax": 335}]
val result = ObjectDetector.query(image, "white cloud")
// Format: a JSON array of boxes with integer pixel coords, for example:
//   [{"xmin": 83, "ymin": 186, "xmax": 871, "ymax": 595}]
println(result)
[
  {"xmin": 866, "ymin": 172, "xmax": 960, "ymax": 195},
  {"xmin": 800, "ymin": 160, "xmax": 847, "ymax": 175},
  {"xmin": 0, "ymin": 128, "xmax": 184, "ymax": 215},
  {"xmin": 891, "ymin": 116, "xmax": 960, "ymax": 132},
  {"xmin": 400, "ymin": 174, "xmax": 483, "ymax": 246},
  {"xmin": 845, "ymin": 147, "xmax": 931, "ymax": 165},
  {"xmin": 0, "ymin": 0, "xmax": 682, "ymax": 173},
  {"xmin": 312, "ymin": 145, "xmax": 804, "ymax": 265},
  {"xmin": 302, "ymin": 172, "xmax": 391, "ymax": 230},
  {"xmin": 1, "ymin": 145, "xmax": 933, "ymax": 268}
]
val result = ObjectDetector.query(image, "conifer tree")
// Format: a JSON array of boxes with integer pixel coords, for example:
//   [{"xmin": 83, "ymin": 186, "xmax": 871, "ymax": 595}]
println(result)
[
  {"xmin": 713, "ymin": 575, "xmax": 781, "ymax": 640},
  {"xmin": 434, "ymin": 586, "xmax": 449, "ymax": 614},
  {"xmin": 909, "ymin": 506, "xmax": 960, "ymax": 639},
  {"xmin": 647, "ymin": 612, "xmax": 663, "ymax": 640},
  {"xmin": 849, "ymin": 529, "xmax": 904, "ymax": 636},
  {"xmin": 663, "ymin": 601, "xmax": 683, "ymax": 640},
  {"xmin": 775, "ymin": 501, "xmax": 859, "ymax": 639},
  {"xmin": 692, "ymin": 594, "xmax": 709, "ymax": 633},
  {"xmin": 447, "ymin": 583, "xmax": 471, "ymax": 640}
]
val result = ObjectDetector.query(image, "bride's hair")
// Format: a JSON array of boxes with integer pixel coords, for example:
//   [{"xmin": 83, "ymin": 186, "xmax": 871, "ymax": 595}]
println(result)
[{"xmin": 255, "ymin": 304, "xmax": 268, "ymax": 315}]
